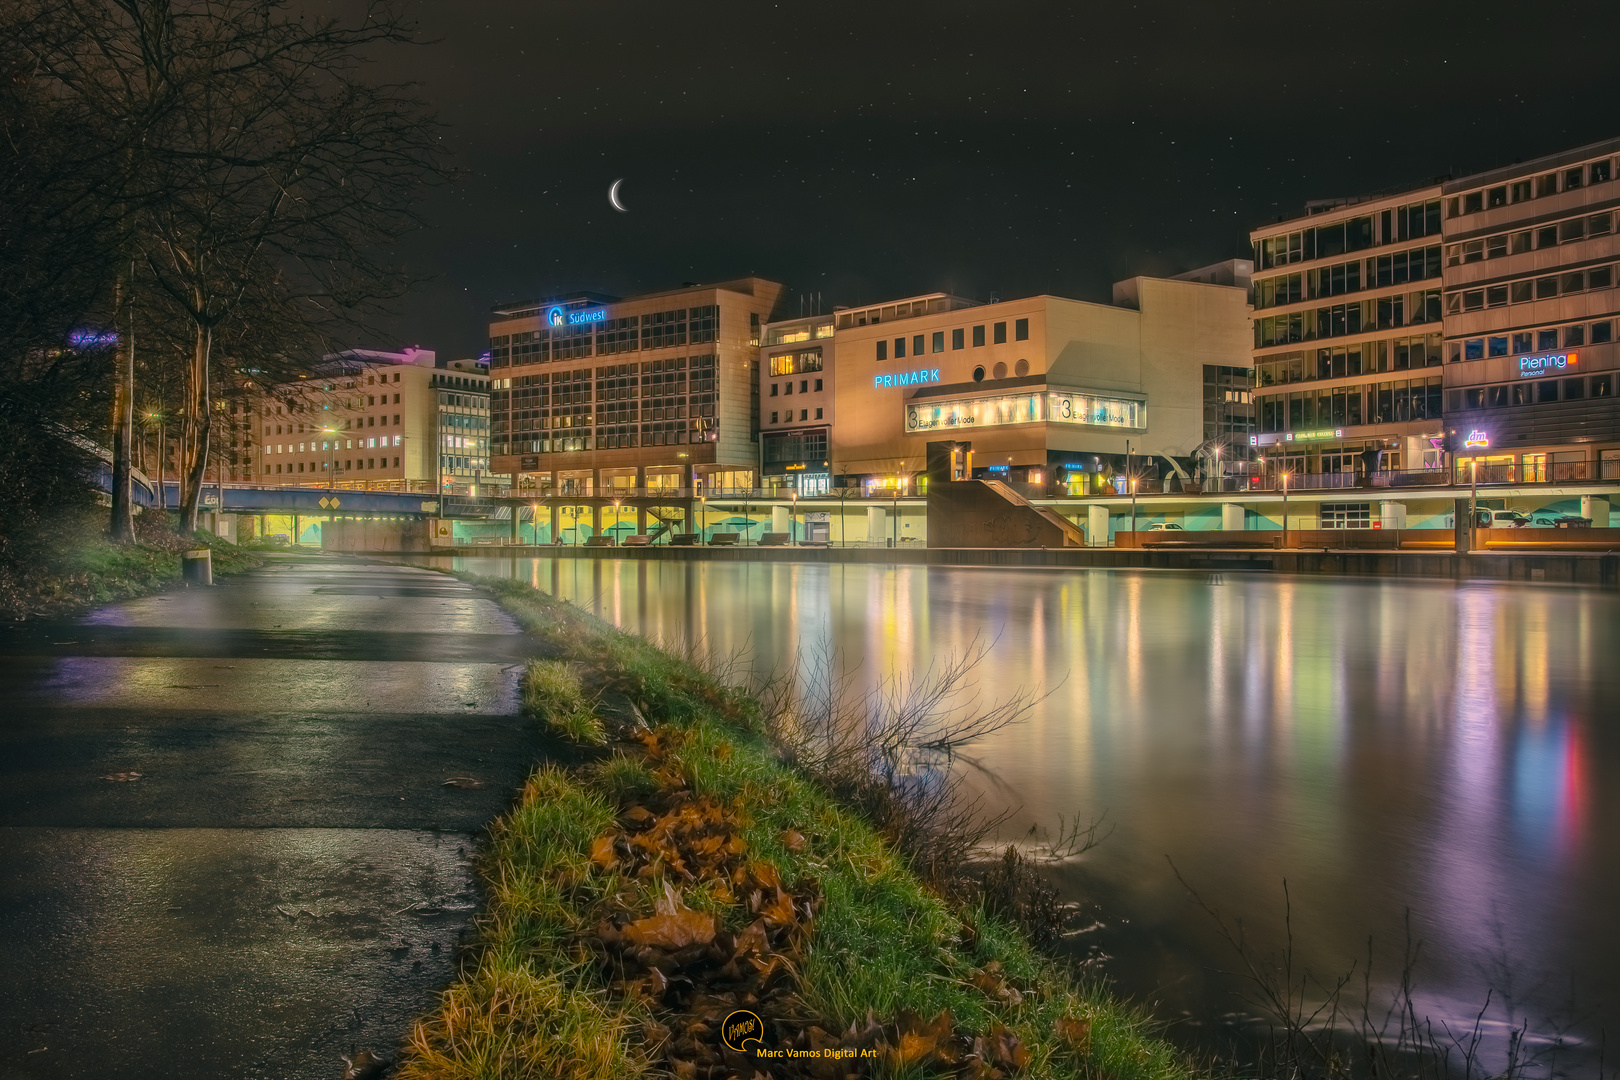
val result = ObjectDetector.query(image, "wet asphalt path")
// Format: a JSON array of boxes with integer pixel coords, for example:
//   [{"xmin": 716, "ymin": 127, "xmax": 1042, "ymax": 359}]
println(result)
[{"xmin": 0, "ymin": 554, "xmax": 559, "ymax": 1079}]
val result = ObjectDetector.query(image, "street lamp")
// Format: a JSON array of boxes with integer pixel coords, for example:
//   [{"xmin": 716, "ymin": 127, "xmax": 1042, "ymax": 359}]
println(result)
[
  {"xmin": 1468, "ymin": 457, "xmax": 1479, "ymax": 553},
  {"xmin": 790, "ymin": 489, "xmax": 798, "ymax": 545},
  {"xmin": 531, "ymin": 502, "xmax": 539, "ymax": 546},
  {"xmin": 1281, "ymin": 471, "xmax": 1291, "ymax": 547},
  {"xmin": 698, "ymin": 494, "xmax": 706, "ymax": 543},
  {"xmin": 613, "ymin": 498, "xmax": 622, "ymax": 545},
  {"xmin": 1214, "ymin": 444, "xmax": 1222, "ymax": 493},
  {"xmin": 1129, "ymin": 475, "xmax": 1138, "ymax": 541}
]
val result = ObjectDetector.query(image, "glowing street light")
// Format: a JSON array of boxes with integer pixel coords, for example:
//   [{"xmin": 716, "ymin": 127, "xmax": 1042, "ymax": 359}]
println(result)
[{"xmin": 1281, "ymin": 471, "xmax": 1291, "ymax": 547}]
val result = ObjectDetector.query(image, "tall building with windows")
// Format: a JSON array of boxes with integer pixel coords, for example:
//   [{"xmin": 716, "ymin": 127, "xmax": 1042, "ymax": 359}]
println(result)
[
  {"xmin": 756, "ymin": 311, "xmax": 837, "ymax": 495},
  {"xmin": 488, "ymin": 278, "xmax": 785, "ymax": 497},
  {"xmin": 255, "ymin": 347, "xmax": 503, "ymax": 493},
  {"xmin": 1440, "ymin": 138, "xmax": 1620, "ymax": 481},
  {"xmin": 1249, "ymin": 185, "xmax": 1450, "ymax": 479}
]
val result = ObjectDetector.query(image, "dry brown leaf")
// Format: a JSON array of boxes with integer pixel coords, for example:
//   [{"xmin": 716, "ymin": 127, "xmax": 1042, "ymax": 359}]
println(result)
[
  {"xmin": 623, "ymin": 882, "xmax": 717, "ymax": 949},
  {"xmin": 780, "ymin": 829, "xmax": 807, "ymax": 853},
  {"xmin": 759, "ymin": 889, "xmax": 797, "ymax": 927},
  {"xmin": 1055, "ymin": 1014, "xmax": 1092, "ymax": 1056},
  {"xmin": 889, "ymin": 1030, "xmax": 939, "ymax": 1066},
  {"xmin": 622, "ymin": 805, "xmax": 655, "ymax": 826},
  {"xmin": 589, "ymin": 833, "xmax": 619, "ymax": 870},
  {"xmin": 986, "ymin": 1023, "xmax": 1031, "ymax": 1070}
]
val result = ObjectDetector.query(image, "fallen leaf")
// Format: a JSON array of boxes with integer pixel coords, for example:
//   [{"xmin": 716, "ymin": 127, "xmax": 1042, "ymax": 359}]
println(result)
[
  {"xmin": 101, "ymin": 772, "xmax": 142, "ymax": 782},
  {"xmin": 589, "ymin": 833, "xmax": 619, "ymax": 870},
  {"xmin": 986, "ymin": 1023, "xmax": 1031, "ymax": 1070},
  {"xmin": 1055, "ymin": 1014, "xmax": 1092, "ymax": 1055},
  {"xmin": 623, "ymin": 882, "xmax": 716, "ymax": 949},
  {"xmin": 779, "ymin": 829, "xmax": 807, "ymax": 853},
  {"xmin": 441, "ymin": 776, "xmax": 484, "ymax": 788},
  {"xmin": 889, "ymin": 1030, "xmax": 939, "ymax": 1066}
]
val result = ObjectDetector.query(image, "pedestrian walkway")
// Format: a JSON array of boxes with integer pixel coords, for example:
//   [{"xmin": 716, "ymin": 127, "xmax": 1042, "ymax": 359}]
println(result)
[{"xmin": 0, "ymin": 553, "xmax": 554, "ymax": 1078}]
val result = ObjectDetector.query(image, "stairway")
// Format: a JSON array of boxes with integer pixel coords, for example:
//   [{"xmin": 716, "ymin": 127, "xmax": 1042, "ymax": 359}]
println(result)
[{"xmin": 926, "ymin": 480, "xmax": 1085, "ymax": 548}]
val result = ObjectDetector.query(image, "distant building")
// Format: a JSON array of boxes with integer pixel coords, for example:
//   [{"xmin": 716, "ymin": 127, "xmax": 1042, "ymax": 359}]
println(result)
[
  {"xmin": 487, "ymin": 278, "xmax": 786, "ymax": 498},
  {"xmin": 255, "ymin": 347, "xmax": 503, "ymax": 493},
  {"xmin": 1249, "ymin": 184, "xmax": 1449, "ymax": 479},
  {"xmin": 1440, "ymin": 137, "xmax": 1620, "ymax": 480},
  {"xmin": 828, "ymin": 275, "xmax": 1252, "ymax": 495}
]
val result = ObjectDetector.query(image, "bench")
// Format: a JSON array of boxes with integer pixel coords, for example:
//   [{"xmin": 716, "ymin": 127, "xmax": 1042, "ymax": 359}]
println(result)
[
  {"xmin": 621, "ymin": 534, "xmax": 651, "ymax": 547},
  {"xmin": 668, "ymin": 533, "xmax": 701, "ymax": 546},
  {"xmin": 583, "ymin": 535, "xmax": 617, "ymax": 547},
  {"xmin": 758, "ymin": 532, "xmax": 790, "ymax": 546},
  {"xmin": 708, "ymin": 532, "xmax": 739, "ymax": 546}
]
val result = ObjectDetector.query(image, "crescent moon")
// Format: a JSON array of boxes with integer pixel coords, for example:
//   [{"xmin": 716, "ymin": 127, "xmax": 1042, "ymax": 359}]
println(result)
[{"xmin": 608, "ymin": 178, "xmax": 627, "ymax": 212}]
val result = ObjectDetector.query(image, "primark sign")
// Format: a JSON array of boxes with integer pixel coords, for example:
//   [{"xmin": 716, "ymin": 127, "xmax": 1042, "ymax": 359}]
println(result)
[{"xmin": 874, "ymin": 368, "xmax": 941, "ymax": 388}]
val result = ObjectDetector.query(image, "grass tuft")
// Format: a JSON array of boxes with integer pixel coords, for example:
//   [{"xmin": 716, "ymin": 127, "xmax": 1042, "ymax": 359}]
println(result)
[{"xmin": 522, "ymin": 660, "xmax": 606, "ymax": 745}]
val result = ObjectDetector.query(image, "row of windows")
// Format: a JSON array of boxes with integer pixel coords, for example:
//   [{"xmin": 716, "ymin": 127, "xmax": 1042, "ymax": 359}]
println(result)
[
  {"xmin": 497, "ymin": 419, "xmax": 718, "ymax": 455},
  {"xmin": 770, "ymin": 378, "xmax": 823, "ymax": 396},
  {"xmin": 1449, "ymin": 159, "xmax": 1613, "ymax": 216},
  {"xmin": 1254, "ymin": 246, "xmax": 1443, "ymax": 309},
  {"xmin": 768, "ymin": 348, "xmax": 823, "ymax": 377},
  {"xmin": 1256, "ymin": 377, "xmax": 1444, "ymax": 433},
  {"xmin": 488, "ymin": 306, "xmax": 721, "ymax": 366},
  {"xmin": 1254, "ymin": 335, "xmax": 1445, "ymax": 386},
  {"xmin": 762, "ymin": 429, "xmax": 828, "ymax": 464},
  {"xmin": 876, "ymin": 318, "xmax": 1029, "ymax": 361},
  {"xmin": 1255, "ymin": 201, "xmax": 1441, "ymax": 270},
  {"xmin": 264, "ymin": 457, "xmax": 401, "ymax": 475},
  {"xmin": 1255, "ymin": 291, "xmax": 1442, "ymax": 348},
  {"xmin": 1451, "ymin": 374, "xmax": 1614, "ymax": 410},
  {"xmin": 768, "ymin": 408, "xmax": 824, "ymax": 426},
  {"xmin": 1448, "ymin": 210, "xmax": 1615, "ymax": 267},
  {"xmin": 1454, "ymin": 320, "xmax": 1615, "ymax": 361},
  {"xmin": 1447, "ymin": 263, "xmax": 1615, "ymax": 313}
]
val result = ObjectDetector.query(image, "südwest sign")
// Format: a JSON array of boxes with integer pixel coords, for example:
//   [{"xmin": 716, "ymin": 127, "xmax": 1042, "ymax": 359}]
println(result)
[
  {"xmin": 548, "ymin": 305, "xmax": 607, "ymax": 327},
  {"xmin": 1518, "ymin": 350, "xmax": 1577, "ymax": 377}
]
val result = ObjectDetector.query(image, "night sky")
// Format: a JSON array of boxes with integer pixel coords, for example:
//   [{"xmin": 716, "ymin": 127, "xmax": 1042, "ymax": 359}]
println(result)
[{"xmin": 358, "ymin": 0, "xmax": 1620, "ymax": 360}]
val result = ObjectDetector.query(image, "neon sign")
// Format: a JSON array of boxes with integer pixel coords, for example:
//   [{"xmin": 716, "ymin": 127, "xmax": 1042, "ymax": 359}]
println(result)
[
  {"xmin": 548, "ymin": 306, "xmax": 606, "ymax": 327},
  {"xmin": 1518, "ymin": 350, "xmax": 1576, "ymax": 377},
  {"xmin": 1286, "ymin": 428, "xmax": 1344, "ymax": 442},
  {"xmin": 1464, "ymin": 429, "xmax": 1489, "ymax": 448},
  {"xmin": 905, "ymin": 389, "xmax": 1144, "ymax": 432},
  {"xmin": 875, "ymin": 368, "xmax": 940, "ymax": 388}
]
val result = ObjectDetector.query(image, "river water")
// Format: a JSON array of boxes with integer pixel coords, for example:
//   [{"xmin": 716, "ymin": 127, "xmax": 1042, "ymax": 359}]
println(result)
[{"xmin": 445, "ymin": 555, "xmax": 1617, "ymax": 1064}]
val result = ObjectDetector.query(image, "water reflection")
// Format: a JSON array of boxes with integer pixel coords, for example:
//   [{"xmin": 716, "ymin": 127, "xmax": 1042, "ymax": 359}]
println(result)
[{"xmin": 450, "ymin": 557, "xmax": 1617, "ymax": 1055}]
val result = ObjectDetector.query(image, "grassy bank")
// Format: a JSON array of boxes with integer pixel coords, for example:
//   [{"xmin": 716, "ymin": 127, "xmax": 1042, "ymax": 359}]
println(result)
[
  {"xmin": 396, "ymin": 573, "xmax": 1197, "ymax": 1080},
  {"xmin": 0, "ymin": 507, "xmax": 260, "ymax": 621}
]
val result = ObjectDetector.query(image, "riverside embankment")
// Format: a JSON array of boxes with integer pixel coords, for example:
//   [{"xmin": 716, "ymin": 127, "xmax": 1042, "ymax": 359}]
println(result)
[
  {"xmin": 410, "ymin": 553, "xmax": 1620, "ymax": 1071},
  {"xmin": 389, "ymin": 542, "xmax": 1620, "ymax": 585}
]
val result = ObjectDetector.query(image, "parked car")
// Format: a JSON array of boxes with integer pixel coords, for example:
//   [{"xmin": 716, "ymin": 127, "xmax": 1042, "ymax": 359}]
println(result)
[
  {"xmin": 1146, "ymin": 522, "xmax": 1185, "ymax": 531},
  {"xmin": 1471, "ymin": 509, "xmax": 1530, "ymax": 528},
  {"xmin": 1529, "ymin": 510, "xmax": 1592, "ymax": 527}
]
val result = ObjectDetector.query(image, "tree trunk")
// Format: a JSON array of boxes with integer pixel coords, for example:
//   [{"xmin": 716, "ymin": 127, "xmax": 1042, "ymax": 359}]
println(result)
[
  {"xmin": 178, "ymin": 322, "xmax": 212, "ymax": 534},
  {"xmin": 108, "ymin": 268, "xmax": 136, "ymax": 542}
]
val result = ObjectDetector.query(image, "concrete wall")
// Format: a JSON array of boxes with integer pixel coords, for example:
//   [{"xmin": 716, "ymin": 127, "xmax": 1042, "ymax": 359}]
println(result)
[
  {"xmin": 928, "ymin": 481, "xmax": 1074, "ymax": 547},
  {"xmin": 322, "ymin": 518, "xmax": 431, "ymax": 552}
]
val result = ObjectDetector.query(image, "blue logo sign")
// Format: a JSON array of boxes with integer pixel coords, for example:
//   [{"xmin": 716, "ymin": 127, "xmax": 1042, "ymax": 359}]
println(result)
[
  {"xmin": 548, "ymin": 306, "xmax": 565, "ymax": 327},
  {"xmin": 1518, "ymin": 350, "xmax": 1576, "ymax": 378},
  {"xmin": 548, "ymin": 306, "xmax": 606, "ymax": 327},
  {"xmin": 874, "ymin": 368, "xmax": 941, "ymax": 388}
]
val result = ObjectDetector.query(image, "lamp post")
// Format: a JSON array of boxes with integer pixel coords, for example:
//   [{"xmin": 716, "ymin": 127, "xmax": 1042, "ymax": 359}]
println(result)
[
  {"xmin": 1214, "ymin": 444, "xmax": 1222, "ymax": 493},
  {"xmin": 531, "ymin": 502, "xmax": 539, "ymax": 547},
  {"xmin": 790, "ymin": 489, "xmax": 798, "ymax": 545},
  {"xmin": 698, "ymin": 494, "xmax": 706, "ymax": 543},
  {"xmin": 613, "ymin": 498, "xmax": 621, "ymax": 545},
  {"xmin": 1129, "ymin": 475, "xmax": 1138, "ymax": 542},
  {"xmin": 1281, "ymin": 471, "xmax": 1291, "ymax": 547},
  {"xmin": 1469, "ymin": 457, "xmax": 1479, "ymax": 553}
]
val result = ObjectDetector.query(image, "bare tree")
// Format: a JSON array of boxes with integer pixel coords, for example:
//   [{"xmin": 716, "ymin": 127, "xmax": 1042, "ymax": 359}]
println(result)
[{"xmin": 13, "ymin": 0, "xmax": 451, "ymax": 534}]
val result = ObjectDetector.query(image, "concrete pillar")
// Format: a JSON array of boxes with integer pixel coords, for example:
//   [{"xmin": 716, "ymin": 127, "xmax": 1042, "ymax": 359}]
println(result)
[
  {"xmin": 1582, "ymin": 495, "xmax": 1610, "ymax": 527},
  {"xmin": 591, "ymin": 503, "xmax": 601, "ymax": 539},
  {"xmin": 637, "ymin": 506, "xmax": 648, "ymax": 536},
  {"xmin": 549, "ymin": 504, "xmax": 559, "ymax": 545},
  {"xmin": 867, "ymin": 505, "xmax": 887, "ymax": 545},
  {"xmin": 1221, "ymin": 503, "xmax": 1245, "ymax": 532},
  {"xmin": 772, "ymin": 505, "xmax": 791, "ymax": 535},
  {"xmin": 1381, "ymin": 502, "xmax": 1407, "ymax": 529},
  {"xmin": 1087, "ymin": 504, "xmax": 1109, "ymax": 546}
]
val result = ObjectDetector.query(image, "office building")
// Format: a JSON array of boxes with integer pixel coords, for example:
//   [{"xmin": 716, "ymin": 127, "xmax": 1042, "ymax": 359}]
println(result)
[
  {"xmin": 488, "ymin": 278, "xmax": 786, "ymax": 497},
  {"xmin": 1248, "ymin": 184, "xmax": 1450, "ymax": 479},
  {"xmin": 256, "ymin": 347, "xmax": 503, "ymax": 493},
  {"xmin": 827, "ymin": 273, "xmax": 1251, "ymax": 494},
  {"xmin": 1440, "ymin": 137, "xmax": 1620, "ymax": 481}
]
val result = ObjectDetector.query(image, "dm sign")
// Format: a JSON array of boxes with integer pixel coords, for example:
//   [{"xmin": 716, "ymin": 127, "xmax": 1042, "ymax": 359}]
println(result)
[{"xmin": 1518, "ymin": 350, "xmax": 1576, "ymax": 377}]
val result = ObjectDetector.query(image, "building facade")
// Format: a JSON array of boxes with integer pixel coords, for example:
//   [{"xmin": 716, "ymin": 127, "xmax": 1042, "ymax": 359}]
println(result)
[
  {"xmin": 1440, "ymin": 137, "xmax": 1620, "ymax": 482},
  {"xmin": 757, "ymin": 312, "xmax": 836, "ymax": 495},
  {"xmin": 488, "ymin": 278, "xmax": 786, "ymax": 497},
  {"xmin": 1249, "ymin": 185, "xmax": 1450, "ymax": 481},
  {"xmin": 828, "ymin": 276, "xmax": 1251, "ymax": 494},
  {"xmin": 255, "ymin": 347, "xmax": 500, "ymax": 493}
]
